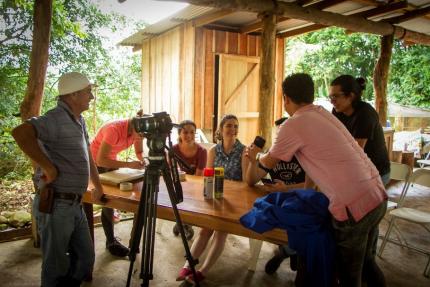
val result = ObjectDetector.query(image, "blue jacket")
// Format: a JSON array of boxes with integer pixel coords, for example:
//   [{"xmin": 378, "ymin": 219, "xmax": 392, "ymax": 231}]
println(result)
[{"xmin": 240, "ymin": 189, "xmax": 335, "ymax": 287}]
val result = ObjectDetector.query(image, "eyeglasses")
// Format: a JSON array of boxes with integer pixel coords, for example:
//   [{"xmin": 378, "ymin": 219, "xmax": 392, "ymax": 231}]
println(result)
[{"xmin": 328, "ymin": 92, "xmax": 344, "ymax": 101}]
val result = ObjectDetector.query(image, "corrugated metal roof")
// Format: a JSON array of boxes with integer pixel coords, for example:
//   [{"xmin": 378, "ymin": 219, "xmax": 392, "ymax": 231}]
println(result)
[
  {"xmin": 120, "ymin": 5, "xmax": 215, "ymax": 46},
  {"xmin": 120, "ymin": 1, "xmax": 430, "ymax": 47}
]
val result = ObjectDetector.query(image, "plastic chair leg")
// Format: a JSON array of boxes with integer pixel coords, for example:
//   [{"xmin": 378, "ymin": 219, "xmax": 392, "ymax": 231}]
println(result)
[
  {"xmin": 247, "ymin": 239, "xmax": 263, "ymax": 271},
  {"xmin": 378, "ymin": 217, "xmax": 396, "ymax": 257}
]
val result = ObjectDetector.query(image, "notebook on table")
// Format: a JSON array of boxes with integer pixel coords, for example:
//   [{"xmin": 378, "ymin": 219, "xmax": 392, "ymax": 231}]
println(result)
[{"xmin": 99, "ymin": 168, "xmax": 145, "ymax": 185}]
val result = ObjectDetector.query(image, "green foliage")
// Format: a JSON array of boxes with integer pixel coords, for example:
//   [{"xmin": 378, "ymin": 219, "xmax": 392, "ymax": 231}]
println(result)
[
  {"xmin": 285, "ymin": 27, "xmax": 430, "ymax": 108},
  {"xmin": 389, "ymin": 43, "xmax": 430, "ymax": 108},
  {"xmin": 286, "ymin": 27, "xmax": 380, "ymax": 100},
  {"xmin": 0, "ymin": 0, "xmax": 145, "ymax": 180}
]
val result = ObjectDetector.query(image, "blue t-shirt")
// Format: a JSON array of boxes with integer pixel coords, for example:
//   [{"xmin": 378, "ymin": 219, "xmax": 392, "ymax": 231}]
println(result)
[{"xmin": 214, "ymin": 140, "xmax": 245, "ymax": 181}]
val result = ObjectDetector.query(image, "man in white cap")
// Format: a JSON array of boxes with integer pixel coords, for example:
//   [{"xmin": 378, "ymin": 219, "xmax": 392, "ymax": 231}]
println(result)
[{"xmin": 12, "ymin": 72, "xmax": 105, "ymax": 287}]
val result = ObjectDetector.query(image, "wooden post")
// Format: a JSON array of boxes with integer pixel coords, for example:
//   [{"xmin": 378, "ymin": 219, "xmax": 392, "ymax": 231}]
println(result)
[
  {"xmin": 18, "ymin": 0, "xmax": 53, "ymax": 249},
  {"xmin": 373, "ymin": 34, "xmax": 393, "ymax": 126},
  {"xmin": 258, "ymin": 12, "xmax": 276, "ymax": 147},
  {"xmin": 19, "ymin": 0, "xmax": 53, "ymax": 120}
]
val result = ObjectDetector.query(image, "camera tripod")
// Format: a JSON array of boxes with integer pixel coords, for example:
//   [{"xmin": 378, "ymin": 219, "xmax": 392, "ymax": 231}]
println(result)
[{"xmin": 126, "ymin": 142, "xmax": 200, "ymax": 287}]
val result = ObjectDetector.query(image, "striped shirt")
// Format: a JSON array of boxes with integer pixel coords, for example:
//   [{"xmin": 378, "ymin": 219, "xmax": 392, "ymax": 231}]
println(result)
[{"xmin": 28, "ymin": 100, "xmax": 90, "ymax": 195}]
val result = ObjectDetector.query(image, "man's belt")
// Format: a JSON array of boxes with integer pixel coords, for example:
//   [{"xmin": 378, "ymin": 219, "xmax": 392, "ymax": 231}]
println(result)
[{"xmin": 54, "ymin": 192, "xmax": 82, "ymax": 202}]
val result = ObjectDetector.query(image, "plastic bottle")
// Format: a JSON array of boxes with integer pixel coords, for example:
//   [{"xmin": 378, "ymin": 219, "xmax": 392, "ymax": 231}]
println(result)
[
  {"xmin": 214, "ymin": 167, "xmax": 224, "ymax": 199},
  {"xmin": 203, "ymin": 168, "xmax": 214, "ymax": 199}
]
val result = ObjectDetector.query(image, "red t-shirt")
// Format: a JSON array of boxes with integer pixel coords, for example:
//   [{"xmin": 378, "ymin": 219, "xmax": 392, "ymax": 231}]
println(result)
[
  {"xmin": 172, "ymin": 144, "xmax": 207, "ymax": 175},
  {"xmin": 90, "ymin": 119, "xmax": 137, "ymax": 162}
]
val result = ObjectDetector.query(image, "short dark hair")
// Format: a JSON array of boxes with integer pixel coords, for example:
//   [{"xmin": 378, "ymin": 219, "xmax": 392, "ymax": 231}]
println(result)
[
  {"xmin": 282, "ymin": 73, "xmax": 314, "ymax": 104},
  {"xmin": 330, "ymin": 75, "xmax": 365, "ymax": 108},
  {"xmin": 178, "ymin": 120, "xmax": 196, "ymax": 133}
]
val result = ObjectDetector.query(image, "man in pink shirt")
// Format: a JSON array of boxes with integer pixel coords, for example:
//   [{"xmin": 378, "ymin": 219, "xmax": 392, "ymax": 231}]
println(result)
[
  {"xmin": 91, "ymin": 117, "xmax": 144, "ymax": 257},
  {"xmin": 247, "ymin": 73, "xmax": 387, "ymax": 287}
]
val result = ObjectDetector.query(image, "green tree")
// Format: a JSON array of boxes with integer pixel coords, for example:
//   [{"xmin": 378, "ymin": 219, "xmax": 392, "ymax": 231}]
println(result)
[
  {"xmin": 285, "ymin": 27, "xmax": 430, "ymax": 109},
  {"xmin": 389, "ymin": 43, "xmax": 430, "ymax": 108},
  {"xmin": 286, "ymin": 27, "xmax": 380, "ymax": 99},
  {"xmin": 0, "ymin": 0, "xmax": 144, "ymax": 179}
]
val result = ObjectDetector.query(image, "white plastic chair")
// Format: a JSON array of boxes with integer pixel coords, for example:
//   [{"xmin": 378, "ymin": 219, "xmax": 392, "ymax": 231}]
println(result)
[
  {"xmin": 386, "ymin": 162, "xmax": 412, "ymax": 210},
  {"xmin": 379, "ymin": 162, "xmax": 412, "ymax": 245},
  {"xmin": 378, "ymin": 168, "xmax": 430, "ymax": 277}
]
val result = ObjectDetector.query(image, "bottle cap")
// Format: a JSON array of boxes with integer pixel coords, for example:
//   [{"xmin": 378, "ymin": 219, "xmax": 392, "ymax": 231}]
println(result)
[{"xmin": 203, "ymin": 167, "xmax": 214, "ymax": 176}]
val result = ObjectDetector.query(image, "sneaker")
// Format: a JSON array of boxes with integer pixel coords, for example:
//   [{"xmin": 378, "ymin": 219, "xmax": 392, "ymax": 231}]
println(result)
[
  {"xmin": 265, "ymin": 252, "xmax": 286, "ymax": 274},
  {"xmin": 172, "ymin": 224, "xmax": 180, "ymax": 236},
  {"xmin": 106, "ymin": 238, "xmax": 129, "ymax": 257},
  {"xmin": 176, "ymin": 267, "xmax": 192, "ymax": 281},
  {"xmin": 290, "ymin": 254, "xmax": 298, "ymax": 271},
  {"xmin": 186, "ymin": 271, "xmax": 205, "ymax": 284},
  {"xmin": 184, "ymin": 224, "xmax": 194, "ymax": 241},
  {"xmin": 173, "ymin": 224, "xmax": 195, "ymax": 240}
]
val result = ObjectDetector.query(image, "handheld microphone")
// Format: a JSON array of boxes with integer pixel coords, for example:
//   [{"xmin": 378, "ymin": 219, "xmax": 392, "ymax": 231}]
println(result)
[{"xmin": 253, "ymin": 136, "xmax": 266, "ymax": 149}]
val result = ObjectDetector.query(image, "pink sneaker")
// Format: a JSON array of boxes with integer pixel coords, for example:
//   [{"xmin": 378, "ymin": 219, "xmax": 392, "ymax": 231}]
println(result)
[
  {"xmin": 186, "ymin": 271, "xmax": 205, "ymax": 284},
  {"xmin": 176, "ymin": 267, "xmax": 192, "ymax": 281}
]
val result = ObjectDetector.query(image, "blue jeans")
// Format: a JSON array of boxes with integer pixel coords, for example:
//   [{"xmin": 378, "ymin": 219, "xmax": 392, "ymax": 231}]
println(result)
[
  {"xmin": 34, "ymin": 195, "xmax": 94, "ymax": 287},
  {"xmin": 332, "ymin": 200, "xmax": 387, "ymax": 287}
]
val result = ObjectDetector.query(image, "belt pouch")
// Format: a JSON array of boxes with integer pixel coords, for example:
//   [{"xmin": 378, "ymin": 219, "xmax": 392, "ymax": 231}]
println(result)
[{"xmin": 38, "ymin": 186, "xmax": 54, "ymax": 214}]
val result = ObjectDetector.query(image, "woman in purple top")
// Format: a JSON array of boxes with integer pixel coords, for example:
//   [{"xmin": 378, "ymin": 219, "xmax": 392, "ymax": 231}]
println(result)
[{"xmin": 172, "ymin": 120, "xmax": 207, "ymax": 240}]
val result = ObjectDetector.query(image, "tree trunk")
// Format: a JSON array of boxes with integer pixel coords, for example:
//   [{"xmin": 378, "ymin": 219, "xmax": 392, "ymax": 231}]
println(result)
[
  {"xmin": 258, "ymin": 12, "xmax": 276, "ymax": 147},
  {"xmin": 373, "ymin": 34, "xmax": 393, "ymax": 126},
  {"xmin": 20, "ymin": 0, "xmax": 53, "ymax": 121}
]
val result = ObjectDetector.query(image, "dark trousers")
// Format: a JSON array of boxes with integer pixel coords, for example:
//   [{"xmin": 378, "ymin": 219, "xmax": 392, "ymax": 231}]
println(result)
[
  {"xmin": 97, "ymin": 167, "xmax": 116, "ymax": 243},
  {"xmin": 332, "ymin": 201, "xmax": 387, "ymax": 287}
]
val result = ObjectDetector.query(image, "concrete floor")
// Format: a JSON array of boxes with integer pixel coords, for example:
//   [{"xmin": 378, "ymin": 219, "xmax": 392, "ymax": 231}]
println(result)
[{"xmin": 0, "ymin": 181, "xmax": 429, "ymax": 287}]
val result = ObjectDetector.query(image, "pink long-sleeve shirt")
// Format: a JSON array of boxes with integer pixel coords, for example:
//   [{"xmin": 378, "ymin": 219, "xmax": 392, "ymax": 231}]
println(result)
[{"xmin": 269, "ymin": 104, "xmax": 387, "ymax": 222}]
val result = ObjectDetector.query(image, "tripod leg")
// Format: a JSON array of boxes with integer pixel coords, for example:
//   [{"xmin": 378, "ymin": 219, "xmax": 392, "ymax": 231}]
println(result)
[
  {"xmin": 140, "ymin": 176, "xmax": 159, "ymax": 287},
  {"xmin": 127, "ymin": 172, "xmax": 150, "ymax": 287},
  {"xmin": 161, "ymin": 167, "xmax": 200, "ymax": 287}
]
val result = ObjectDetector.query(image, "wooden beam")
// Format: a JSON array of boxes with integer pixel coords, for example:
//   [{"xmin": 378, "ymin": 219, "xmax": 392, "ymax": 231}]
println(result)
[
  {"xmin": 384, "ymin": 5, "xmax": 430, "ymax": 24},
  {"xmin": 278, "ymin": 2, "xmax": 408, "ymax": 38},
  {"xmin": 240, "ymin": 16, "xmax": 288, "ymax": 34},
  {"xmin": 20, "ymin": 0, "xmax": 53, "ymax": 121},
  {"xmin": 295, "ymin": 0, "xmax": 314, "ymax": 6},
  {"xmin": 258, "ymin": 12, "xmax": 276, "ymax": 147},
  {"xmin": 278, "ymin": 23, "xmax": 326, "ymax": 38},
  {"xmin": 373, "ymin": 34, "xmax": 393, "ymax": 125},
  {"xmin": 162, "ymin": 0, "xmax": 430, "ymax": 45},
  {"xmin": 308, "ymin": 0, "xmax": 347, "ymax": 10},
  {"xmin": 241, "ymin": 0, "xmax": 345, "ymax": 34},
  {"xmin": 192, "ymin": 9, "xmax": 233, "ymax": 27},
  {"xmin": 355, "ymin": 1, "xmax": 408, "ymax": 19}
]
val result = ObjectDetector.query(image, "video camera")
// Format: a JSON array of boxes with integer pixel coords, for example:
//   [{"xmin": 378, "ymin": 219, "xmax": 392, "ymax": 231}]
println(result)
[
  {"xmin": 132, "ymin": 111, "xmax": 174, "ymax": 153},
  {"xmin": 132, "ymin": 111, "xmax": 173, "ymax": 135}
]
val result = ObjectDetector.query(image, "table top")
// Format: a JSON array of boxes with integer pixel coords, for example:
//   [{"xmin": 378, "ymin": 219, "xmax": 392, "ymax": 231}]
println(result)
[{"xmin": 83, "ymin": 175, "xmax": 288, "ymax": 244}]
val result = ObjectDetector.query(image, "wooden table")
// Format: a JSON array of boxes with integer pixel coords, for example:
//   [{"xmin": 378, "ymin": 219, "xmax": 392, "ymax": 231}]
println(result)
[
  {"xmin": 82, "ymin": 175, "xmax": 288, "ymax": 271},
  {"xmin": 83, "ymin": 175, "xmax": 288, "ymax": 243}
]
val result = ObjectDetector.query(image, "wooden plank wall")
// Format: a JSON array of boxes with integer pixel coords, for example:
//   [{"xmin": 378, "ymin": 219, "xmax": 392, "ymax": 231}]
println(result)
[
  {"xmin": 140, "ymin": 24, "xmax": 195, "ymax": 123},
  {"xmin": 194, "ymin": 28, "xmax": 284, "ymax": 131}
]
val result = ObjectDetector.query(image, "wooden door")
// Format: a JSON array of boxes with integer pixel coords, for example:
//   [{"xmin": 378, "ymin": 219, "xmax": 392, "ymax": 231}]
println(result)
[{"xmin": 215, "ymin": 54, "xmax": 260, "ymax": 146}]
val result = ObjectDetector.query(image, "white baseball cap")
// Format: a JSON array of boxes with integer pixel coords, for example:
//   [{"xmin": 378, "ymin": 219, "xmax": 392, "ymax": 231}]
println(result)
[{"xmin": 58, "ymin": 72, "xmax": 93, "ymax": 95}]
